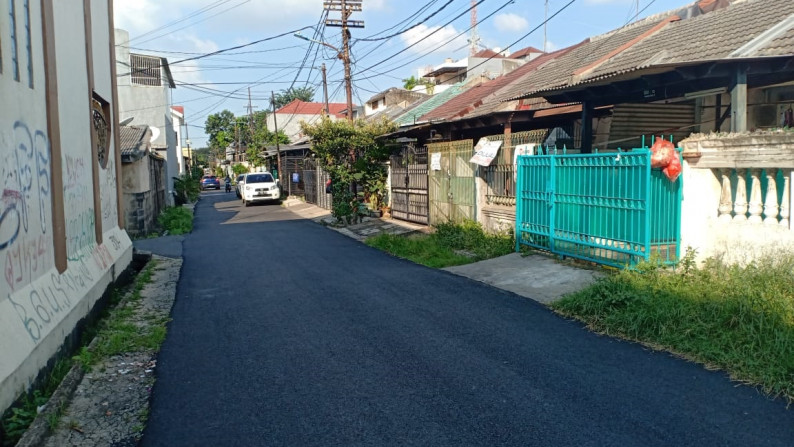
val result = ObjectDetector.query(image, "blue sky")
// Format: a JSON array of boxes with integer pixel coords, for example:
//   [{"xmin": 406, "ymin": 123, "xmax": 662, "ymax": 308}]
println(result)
[{"xmin": 114, "ymin": 0, "xmax": 690, "ymax": 147}]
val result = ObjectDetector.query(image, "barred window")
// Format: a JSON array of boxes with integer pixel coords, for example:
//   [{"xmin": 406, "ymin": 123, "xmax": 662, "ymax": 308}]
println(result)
[
  {"xmin": 9, "ymin": 0, "xmax": 19, "ymax": 81},
  {"xmin": 130, "ymin": 54, "xmax": 161, "ymax": 86}
]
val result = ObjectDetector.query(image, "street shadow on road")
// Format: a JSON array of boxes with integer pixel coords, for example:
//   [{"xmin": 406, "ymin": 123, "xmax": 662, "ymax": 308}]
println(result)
[{"xmin": 206, "ymin": 192, "xmax": 309, "ymax": 225}]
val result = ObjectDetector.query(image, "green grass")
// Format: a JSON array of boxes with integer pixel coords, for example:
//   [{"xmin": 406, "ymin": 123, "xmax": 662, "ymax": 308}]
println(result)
[
  {"xmin": 552, "ymin": 251, "xmax": 794, "ymax": 401},
  {"xmin": 157, "ymin": 206, "xmax": 193, "ymax": 235},
  {"xmin": 74, "ymin": 260, "xmax": 166, "ymax": 369},
  {"xmin": 365, "ymin": 220, "xmax": 514, "ymax": 268},
  {"xmin": 1, "ymin": 358, "xmax": 72, "ymax": 446}
]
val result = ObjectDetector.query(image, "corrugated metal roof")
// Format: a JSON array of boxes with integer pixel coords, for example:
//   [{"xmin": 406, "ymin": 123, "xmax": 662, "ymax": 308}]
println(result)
[
  {"xmin": 120, "ymin": 125, "xmax": 151, "ymax": 162},
  {"xmin": 392, "ymin": 83, "xmax": 468, "ymax": 126}
]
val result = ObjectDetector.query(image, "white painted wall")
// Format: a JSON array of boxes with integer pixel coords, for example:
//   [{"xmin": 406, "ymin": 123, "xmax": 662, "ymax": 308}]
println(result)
[
  {"xmin": 0, "ymin": 0, "xmax": 132, "ymax": 416},
  {"xmin": 115, "ymin": 29, "xmax": 177, "ymax": 204},
  {"xmin": 680, "ymin": 161, "xmax": 794, "ymax": 265}
]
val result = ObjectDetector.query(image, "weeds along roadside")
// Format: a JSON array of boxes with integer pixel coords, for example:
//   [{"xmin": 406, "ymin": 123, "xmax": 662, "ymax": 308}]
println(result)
[
  {"xmin": 365, "ymin": 220, "xmax": 515, "ymax": 269},
  {"xmin": 552, "ymin": 250, "xmax": 794, "ymax": 402},
  {"xmin": 0, "ymin": 259, "xmax": 162, "ymax": 446}
]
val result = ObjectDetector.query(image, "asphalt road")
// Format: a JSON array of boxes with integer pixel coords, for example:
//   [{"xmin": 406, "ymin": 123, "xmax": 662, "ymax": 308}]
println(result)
[{"xmin": 142, "ymin": 191, "xmax": 794, "ymax": 446}]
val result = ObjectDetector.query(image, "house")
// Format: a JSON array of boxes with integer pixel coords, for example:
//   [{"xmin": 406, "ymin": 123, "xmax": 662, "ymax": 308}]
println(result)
[
  {"xmin": 419, "ymin": 49, "xmax": 525, "ymax": 94},
  {"xmin": 0, "ymin": 1, "xmax": 133, "ymax": 417},
  {"xmin": 115, "ymin": 29, "xmax": 178, "ymax": 204},
  {"xmin": 508, "ymin": 46, "xmax": 545, "ymax": 62},
  {"xmin": 171, "ymin": 105, "xmax": 189, "ymax": 174},
  {"xmin": 364, "ymin": 88, "xmax": 428, "ymax": 117},
  {"xmin": 120, "ymin": 126, "xmax": 166, "ymax": 235},
  {"xmin": 266, "ymin": 99, "xmax": 348, "ymax": 143},
  {"xmin": 385, "ymin": 0, "xmax": 794, "ymax": 266}
]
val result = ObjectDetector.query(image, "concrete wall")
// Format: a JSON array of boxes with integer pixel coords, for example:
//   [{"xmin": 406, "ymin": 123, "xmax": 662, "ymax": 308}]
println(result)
[
  {"xmin": 0, "ymin": 0, "xmax": 133, "ymax": 416},
  {"xmin": 123, "ymin": 155, "xmax": 166, "ymax": 235}
]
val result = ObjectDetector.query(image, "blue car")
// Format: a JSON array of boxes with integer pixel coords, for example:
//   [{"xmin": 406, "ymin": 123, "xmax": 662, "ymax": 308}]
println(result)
[{"xmin": 200, "ymin": 175, "xmax": 220, "ymax": 190}]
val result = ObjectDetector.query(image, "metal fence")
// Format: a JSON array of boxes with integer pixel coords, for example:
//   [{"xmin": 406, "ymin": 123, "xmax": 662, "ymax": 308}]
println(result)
[
  {"xmin": 428, "ymin": 139, "xmax": 475, "ymax": 225},
  {"xmin": 391, "ymin": 145, "xmax": 429, "ymax": 224},
  {"xmin": 480, "ymin": 130, "xmax": 548, "ymax": 206},
  {"xmin": 281, "ymin": 156, "xmax": 306, "ymax": 196},
  {"xmin": 303, "ymin": 157, "xmax": 332, "ymax": 210},
  {"xmin": 515, "ymin": 143, "xmax": 682, "ymax": 268}
]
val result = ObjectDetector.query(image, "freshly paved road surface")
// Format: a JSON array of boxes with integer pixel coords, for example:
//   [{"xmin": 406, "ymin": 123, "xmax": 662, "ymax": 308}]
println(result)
[{"xmin": 142, "ymin": 191, "xmax": 794, "ymax": 446}]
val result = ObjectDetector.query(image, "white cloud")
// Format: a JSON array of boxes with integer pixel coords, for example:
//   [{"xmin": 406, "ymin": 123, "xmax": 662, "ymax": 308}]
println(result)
[
  {"xmin": 400, "ymin": 24, "xmax": 468, "ymax": 56},
  {"xmin": 494, "ymin": 13, "xmax": 529, "ymax": 33}
]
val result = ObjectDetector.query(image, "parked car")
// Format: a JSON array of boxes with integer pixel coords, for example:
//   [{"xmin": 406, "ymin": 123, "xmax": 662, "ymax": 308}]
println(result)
[
  {"xmin": 200, "ymin": 175, "xmax": 220, "ymax": 190},
  {"xmin": 235, "ymin": 174, "xmax": 245, "ymax": 198},
  {"xmin": 241, "ymin": 172, "xmax": 280, "ymax": 206}
]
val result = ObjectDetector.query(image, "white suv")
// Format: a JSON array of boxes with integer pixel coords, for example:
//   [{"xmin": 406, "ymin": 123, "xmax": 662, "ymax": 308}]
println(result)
[{"xmin": 241, "ymin": 172, "xmax": 280, "ymax": 206}]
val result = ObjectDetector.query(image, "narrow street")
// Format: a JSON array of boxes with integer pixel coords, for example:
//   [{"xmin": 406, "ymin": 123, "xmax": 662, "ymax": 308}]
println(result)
[{"xmin": 141, "ymin": 192, "xmax": 794, "ymax": 446}]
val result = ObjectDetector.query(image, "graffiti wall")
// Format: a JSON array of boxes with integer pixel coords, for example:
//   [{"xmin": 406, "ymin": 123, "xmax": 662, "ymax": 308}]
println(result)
[{"xmin": 0, "ymin": 1, "xmax": 133, "ymax": 416}]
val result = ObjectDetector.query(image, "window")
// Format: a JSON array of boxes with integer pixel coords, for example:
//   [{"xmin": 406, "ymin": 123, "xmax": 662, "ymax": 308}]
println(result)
[
  {"xmin": 9, "ymin": 0, "xmax": 19, "ymax": 81},
  {"xmin": 23, "ymin": 0, "xmax": 30, "ymax": 87},
  {"xmin": 130, "ymin": 54, "xmax": 161, "ymax": 86},
  {"xmin": 371, "ymin": 100, "xmax": 379, "ymax": 110}
]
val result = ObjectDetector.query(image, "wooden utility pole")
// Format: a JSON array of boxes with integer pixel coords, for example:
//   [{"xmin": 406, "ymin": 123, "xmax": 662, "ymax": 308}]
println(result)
[
  {"xmin": 325, "ymin": 0, "xmax": 363, "ymax": 122},
  {"xmin": 271, "ymin": 91, "xmax": 282, "ymax": 182}
]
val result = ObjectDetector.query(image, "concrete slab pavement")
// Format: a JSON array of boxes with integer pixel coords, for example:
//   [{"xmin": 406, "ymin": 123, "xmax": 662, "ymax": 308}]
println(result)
[{"xmin": 282, "ymin": 197, "xmax": 603, "ymax": 304}]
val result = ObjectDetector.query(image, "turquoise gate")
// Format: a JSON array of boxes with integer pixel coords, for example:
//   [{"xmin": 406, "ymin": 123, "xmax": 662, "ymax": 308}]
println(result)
[{"xmin": 514, "ymin": 146, "xmax": 682, "ymax": 268}]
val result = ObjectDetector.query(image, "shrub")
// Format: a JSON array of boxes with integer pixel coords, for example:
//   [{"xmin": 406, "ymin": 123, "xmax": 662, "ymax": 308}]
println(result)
[
  {"xmin": 157, "ymin": 206, "xmax": 193, "ymax": 235},
  {"xmin": 173, "ymin": 174, "xmax": 200, "ymax": 205}
]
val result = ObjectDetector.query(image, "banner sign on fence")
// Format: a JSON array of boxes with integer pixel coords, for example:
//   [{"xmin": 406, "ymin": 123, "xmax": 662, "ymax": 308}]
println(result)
[
  {"xmin": 431, "ymin": 152, "xmax": 442, "ymax": 171},
  {"xmin": 514, "ymin": 143, "xmax": 535, "ymax": 181},
  {"xmin": 470, "ymin": 138, "xmax": 503, "ymax": 166}
]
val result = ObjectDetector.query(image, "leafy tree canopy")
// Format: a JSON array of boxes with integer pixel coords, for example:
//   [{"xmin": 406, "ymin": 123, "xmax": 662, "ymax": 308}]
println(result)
[
  {"xmin": 300, "ymin": 117, "xmax": 397, "ymax": 221},
  {"xmin": 271, "ymin": 86, "xmax": 316, "ymax": 110},
  {"xmin": 204, "ymin": 109, "xmax": 235, "ymax": 150}
]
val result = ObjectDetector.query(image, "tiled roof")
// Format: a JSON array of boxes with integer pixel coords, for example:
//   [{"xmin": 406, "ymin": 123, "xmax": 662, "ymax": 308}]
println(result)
[
  {"xmin": 120, "ymin": 125, "xmax": 151, "ymax": 162},
  {"xmin": 521, "ymin": 0, "xmax": 794, "ymax": 96},
  {"xmin": 419, "ymin": 50, "xmax": 566, "ymax": 122},
  {"xmin": 587, "ymin": 0, "xmax": 794, "ymax": 79},
  {"xmin": 507, "ymin": 17, "xmax": 664, "ymax": 99},
  {"xmin": 509, "ymin": 46, "xmax": 544, "ymax": 59},
  {"xmin": 275, "ymin": 99, "xmax": 349, "ymax": 118},
  {"xmin": 171, "ymin": 105, "xmax": 184, "ymax": 115},
  {"xmin": 393, "ymin": 83, "xmax": 468, "ymax": 126},
  {"xmin": 459, "ymin": 44, "xmax": 585, "ymax": 120},
  {"xmin": 472, "ymin": 49, "xmax": 503, "ymax": 58}
]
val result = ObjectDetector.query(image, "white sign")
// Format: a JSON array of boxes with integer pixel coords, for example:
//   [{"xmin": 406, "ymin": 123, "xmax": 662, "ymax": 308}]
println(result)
[
  {"xmin": 469, "ymin": 138, "xmax": 503, "ymax": 166},
  {"xmin": 431, "ymin": 152, "xmax": 442, "ymax": 171},
  {"xmin": 513, "ymin": 143, "xmax": 536, "ymax": 181}
]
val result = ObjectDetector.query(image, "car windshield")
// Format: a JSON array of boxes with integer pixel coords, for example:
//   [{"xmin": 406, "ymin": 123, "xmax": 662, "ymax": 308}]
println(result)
[
  {"xmin": 246, "ymin": 174, "xmax": 273, "ymax": 183},
  {"xmin": 237, "ymin": 175, "xmax": 245, "ymax": 182}
]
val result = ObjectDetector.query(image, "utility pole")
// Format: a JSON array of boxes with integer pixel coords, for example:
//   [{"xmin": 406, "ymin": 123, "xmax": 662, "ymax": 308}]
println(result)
[
  {"xmin": 544, "ymin": 0, "xmax": 549, "ymax": 52},
  {"xmin": 325, "ymin": 0, "xmax": 363, "ymax": 122},
  {"xmin": 271, "ymin": 91, "xmax": 282, "ymax": 183},
  {"xmin": 321, "ymin": 63, "xmax": 329, "ymax": 116}
]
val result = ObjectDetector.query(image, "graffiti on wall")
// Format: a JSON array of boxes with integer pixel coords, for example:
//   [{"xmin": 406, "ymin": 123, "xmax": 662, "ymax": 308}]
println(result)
[
  {"xmin": 0, "ymin": 121, "xmax": 51, "ymax": 250},
  {"xmin": 1, "ymin": 121, "xmax": 53, "ymax": 291}
]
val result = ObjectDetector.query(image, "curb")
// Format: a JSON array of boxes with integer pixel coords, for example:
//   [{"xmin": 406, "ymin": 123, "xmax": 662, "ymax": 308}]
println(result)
[{"xmin": 14, "ymin": 253, "xmax": 156, "ymax": 447}]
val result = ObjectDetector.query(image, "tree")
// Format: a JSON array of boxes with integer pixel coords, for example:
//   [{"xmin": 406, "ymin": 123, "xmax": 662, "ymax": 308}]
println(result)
[
  {"xmin": 204, "ymin": 110, "xmax": 235, "ymax": 150},
  {"xmin": 402, "ymin": 75, "xmax": 418, "ymax": 90},
  {"xmin": 271, "ymin": 86, "xmax": 316, "ymax": 110},
  {"xmin": 300, "ymin": 117, "xmax": 397, "ymax": 222},
  {"xmin": 231, "ymin": 163, "xmax": 248, "ymax": 176}
]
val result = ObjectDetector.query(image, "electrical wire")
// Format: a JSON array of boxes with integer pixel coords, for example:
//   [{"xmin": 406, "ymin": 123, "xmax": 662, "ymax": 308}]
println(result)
[
  {"xmin": 353, "ymin": 0, "xmax": 456, "ymax": 42},
  {"xmin": 132, "ymin": 0, "xmax": 252, "ymax": 47}
]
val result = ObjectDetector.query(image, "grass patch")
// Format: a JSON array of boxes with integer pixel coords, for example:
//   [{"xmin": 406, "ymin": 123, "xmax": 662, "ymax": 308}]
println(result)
[
  {"xmin": 72, "ymin": 260, "xmax": 166, "ymax": 369},
  {"xmin": 366, "ymin": 220, "xmax": 514, "ymax": 268},
  {"xmin": 551, "ymin": 251, "xmax": 794, "ymax": 401},
  {"xmin": 157, "ymin": 206, "xmax": 193, "ymax": 235},
  {"xmin": 1, "ymin": 358, "xmax": 72, "ymax": 446}
]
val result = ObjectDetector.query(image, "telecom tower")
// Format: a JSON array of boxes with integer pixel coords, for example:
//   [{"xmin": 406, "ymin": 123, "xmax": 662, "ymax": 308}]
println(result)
[{"xmin": 469, "ymin": 0, "xmax": 480, "ymax": 56}]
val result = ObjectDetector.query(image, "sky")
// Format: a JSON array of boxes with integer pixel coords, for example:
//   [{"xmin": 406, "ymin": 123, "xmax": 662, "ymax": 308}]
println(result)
[{"xmin": 114, "ymin": 0, "xmax": 693, "ymax": 147}]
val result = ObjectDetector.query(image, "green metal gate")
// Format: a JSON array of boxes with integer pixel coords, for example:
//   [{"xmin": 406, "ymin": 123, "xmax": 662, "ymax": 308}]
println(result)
[
  {"xmin": 515, "ymin": 146, "xmax": 682, "ymax": 268},
  {"xmin": 428, "ymin": 140, "xmax": 476, "ymax": 225}
]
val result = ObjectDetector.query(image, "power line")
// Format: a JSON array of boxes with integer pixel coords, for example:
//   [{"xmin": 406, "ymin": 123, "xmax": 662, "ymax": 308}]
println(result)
[
  {"xmin": 133, "ymin": 0, "xmax": 252, "ymax": 47},
  {"xmin": 353, "ymin": 0, "xmax": 456, "ymax": 42},
  {"xmin": 125, "ymin": 0, "xmax": 233, "ymax": 43}
]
